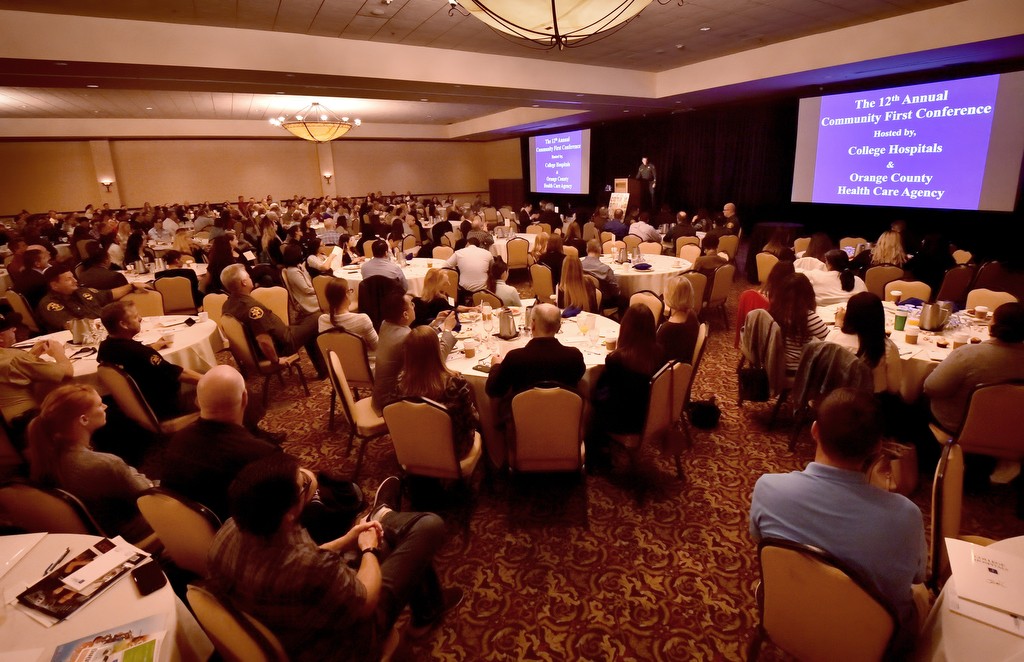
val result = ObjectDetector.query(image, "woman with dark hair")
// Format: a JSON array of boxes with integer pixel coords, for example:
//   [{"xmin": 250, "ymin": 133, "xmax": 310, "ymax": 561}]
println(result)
[
  {"xmin": 387, "ymin": 218, "xmax": 406, "ymax": 250},
  {"xmin": 203, "ymin": 234, "xmax": 240, "ymax": 294},
  {"xmin": 770, "ymin": 273, "xmax": 830, "ymax": 372},
  {"xmin": 803, "ymin": 249, "xmax": 867, "ymax": 306},
  {"xmin": 124, "ymin": 229, "xmax": 151, "ymax": 265},
  {"xmin": 761, "ymin": 229, "xmax": 796, "ymax": 262},
  {"xmin": 281, "ymin": 244, "xmax": 320, "ymax": 320},
  {"xmin": 398, "ymin": 326, "xmax": 480, "ymax": 457},
  {"xmin": 318, "ymin": 278, "xmax": 377, "ymax": 352},
  {"xmin": 27, "ymin": 384, "xmax": 153, "ymax": 539},
  {"xmin": 903, "ymin": 233, "xmax": 955, "ymax": 292},
  {"xmin": 537, "ymin": 234, "xmax": 566, "ymax": 285},
  {"xmin": 486, "ymin": 258, "xmax": 521, "ymax": 307},
  {"xmin": 794, "ymin": 232, "xmax": 833, "ymax": 271},
  {"xmin": 591, "ymin": 303, "xmax": 666, "ymax": 436},
  {"xmin": 831, "ymin": 292, "xmax": 901, "ymax": 394}
]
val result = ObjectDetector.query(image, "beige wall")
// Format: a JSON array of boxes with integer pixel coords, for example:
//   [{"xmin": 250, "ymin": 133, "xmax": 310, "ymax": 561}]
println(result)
[{"xmin": 0, "ymin": 137, "xmax": 522, "ymax": 216}]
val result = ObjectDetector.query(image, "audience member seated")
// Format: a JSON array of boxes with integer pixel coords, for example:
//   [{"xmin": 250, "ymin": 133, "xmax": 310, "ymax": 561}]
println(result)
[
  {"xmin": 903, "ymin": 233, "xmax": 955, "ymax": 294},
  {"xmin": 221, "ymin": 264, "xmax": 326, "ymax": 379},
  {"xmin": 10, "ymin": 247, "xmax": 51, "ymax": 308},
  {"xmin": 658, "ymin": 275, "xmax": 699, "ymax": 363},
  {"xmin": 537, "ymin": 234, "xmax": 567, "ymax": 287},
  {"xmin": 761, "ymin": 229, "xmax": 796, "ymax": 262},
  {"xmin": 0, "ymin": 309, "xmax": 71, "ymax": 441},
  {"xmin": 361, "ymin": 240, "xmax": 408, "ymax": 291},
  {"xmin": 466, "ymin": 216, "xmax": 494, "ymax": 249},
  {"xmin": 485, "ymin": 303, "xmax": 585, "ymax": 424},
  {"xmin": 486, "ymin": 258, "xmax": 521, "ymax": 307},
  {"xmin": 627, "ymin": 212, "xmax": 661, "ymax": 243},
  {"xmin": 318, "ymin": 278, "xmax": 378, "ymax": 354},
  {"xmin": 556, "ymin": 255, "xmax": 598, "ymax": 313},
  {"xmin": 604, "ymin": 209, "xmax": 628, "ymax": 241},
  {"xmin": 445, "ymin": 237, "xmax": 494, "ymax": 304},
  {"xmin": 37, "ymin": 264, "xmax": 142, "ymax": 332},
  {"xmin": 692, "ymin": 233, "xmax": 728, "ymax": 280},
  {"xmin": 399, "ymin": 326, "xmax": 480, "ymax": 458},
  {"xmin": 373, "ymin": 292, "xmax": 456, "ymax": 412},
  {"xmin": 735, "ymin": 261, "xmax": 794, "ymax": 347},
  {"xmin": 802, "ymin": 249, "xmax": 867, "ymax": 306},
  {"xmin": 27, "ymin": 384, "xmax": 154, "ymax": 539},
  {"xmin": 770, "ymin": 273, "xmax": 829, "ymax": 373},
  {"xmin": 665, "ymin": 212, "xmax": 697, "ymax": 244},
  {"xmin": 862, "ymin": 230, "xmax": 907, "ymax": 269},
  {"xmin": 718, "ymin": 202, "xmax": 740, "ymax": 235},
  {"xmin": 792, "ymin": 232, "xmax": 832, "ymax": 271},
  {"xmin": 412, "ymin": 269, "xmax": 458, "ymax": 328},
  {"xmin": 319, "ymin": 217, "xmax": 341, "ymax": 246},
  {"xmin": 281, "ymin": 244, "xmax": 321, "ymax": 321},
  {"xmin": 97, "ymin": 300, "xmax": 203, "ymax": 419},
  {"xmin": 830, "ymin": 292, "xmax": 901, "ymax": 395},
  {"xmin": 207, "ymin": 462, "xmax": 463, "ymax": 661},
  {"xmin": 155, "ymin": 249, "xmax": 203, "ymax": 307},
  {"xmin": 749, "ymin": 388, "xmax": 926, "ymax": 656},
  {"xmin": 77, "ymin": 242, "xmax": 130, "ymax": 290}
]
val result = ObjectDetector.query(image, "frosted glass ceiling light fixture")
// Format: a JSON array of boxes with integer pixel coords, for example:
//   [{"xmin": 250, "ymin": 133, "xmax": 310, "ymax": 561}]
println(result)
[{"xmin": 269, "ymin": 101, "xmax": 361, "ymax": 142}]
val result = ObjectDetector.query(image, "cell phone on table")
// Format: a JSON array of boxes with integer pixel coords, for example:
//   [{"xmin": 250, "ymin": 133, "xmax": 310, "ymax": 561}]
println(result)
[
  {"xmin": 131, "ymin": 560, "xmax": 167, "ymax": 596},
  {"xmin": 474, "ymin": 362, "xmax": 491, "ymax": 373}
]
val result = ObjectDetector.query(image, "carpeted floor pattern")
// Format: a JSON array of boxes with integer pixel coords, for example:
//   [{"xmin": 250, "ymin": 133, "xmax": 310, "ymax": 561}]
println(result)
[{"xmin": 242, "ymin": 276, "xmax": 1024, "ymax": 661}]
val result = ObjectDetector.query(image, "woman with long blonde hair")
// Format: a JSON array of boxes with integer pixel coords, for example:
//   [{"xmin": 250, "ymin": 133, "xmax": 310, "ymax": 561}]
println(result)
[
  {"xmin": 556, "ymin": 256, "xmax": 597, "ymax": 312},
  {"xmin": 27, "ymin": 385, "xmax": 152, "ymax": 538},
  {"xmin": 398, "ymin": 326, "xmax": 479, "ymax": 457},
  {"xmin": 870, "ymin": 230, "xmax": 908, "ymax": 267},
  {"xmin": 658, "ymin": 275, "xmax": 700, "ymax": 362},
  {"xmin": 532, "ymin": 232, "xmax": 549, "ymax": 259}
]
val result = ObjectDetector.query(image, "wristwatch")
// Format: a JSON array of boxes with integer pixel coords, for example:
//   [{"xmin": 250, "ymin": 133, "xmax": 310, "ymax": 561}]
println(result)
[{"xmin": 360, "ymin": 547, "xmax": 383, "ymax": 561}]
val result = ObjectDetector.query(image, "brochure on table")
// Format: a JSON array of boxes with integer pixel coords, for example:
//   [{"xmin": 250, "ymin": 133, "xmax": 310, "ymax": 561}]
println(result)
[
  {"xmin": 946, "ymin": 537, "xmax": 1024, "ymax": 636},
  {"xmin": 49, "ymin": 614, "xmax": 165, "ymax": 662}
]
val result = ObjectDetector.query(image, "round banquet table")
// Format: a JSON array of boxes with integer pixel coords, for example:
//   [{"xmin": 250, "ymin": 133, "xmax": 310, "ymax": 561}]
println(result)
[
  {"xmin": 492, "ymin": 233, "xmax": 537, "ymax": 262},
  {"xmin": 916, "ymin": 535, "xmax": 1024, "ymax": 661},
  {"xmin": 597, "ymin": 253, "xmax": 692, "ymax": 299},
  {"xmin": 0, "ymin": 533, "xmax": 213, "ymax": 662},
  {"xmin": 444, "ymin": 306, "xmax": 618, "ymax": 466},
  {"xmin": 333, "ymin": 257, "xmax": 435, "ymax": 306},
  {"xmin": 818, "ymin": 302, "xmax": 991, "ymax": 403},
  {"xmin": 125, "ymin": 262, "xmax": 207, "ymax": 285},
  {"xmin": 21, "ymin": 315, "xmax": 222, "ymax": 391}
]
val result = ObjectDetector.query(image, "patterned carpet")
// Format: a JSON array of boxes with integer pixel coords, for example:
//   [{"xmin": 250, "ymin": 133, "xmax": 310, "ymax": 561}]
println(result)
[{"xmin": 246, "ymin": 277, "xmax": 1024, "ymax": 661}]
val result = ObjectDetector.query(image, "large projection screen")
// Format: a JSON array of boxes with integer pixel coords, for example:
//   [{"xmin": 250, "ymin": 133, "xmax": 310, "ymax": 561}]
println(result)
[
  {"xmin": 528, "ymin": 129, "xmax": 591, "ymax": 195},
  {"xmin": 792, "ymin": 72, "xmax": 1024, "ymax": 211}
]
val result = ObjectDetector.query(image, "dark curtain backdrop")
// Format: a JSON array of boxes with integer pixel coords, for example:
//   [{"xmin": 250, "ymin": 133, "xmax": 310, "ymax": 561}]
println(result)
[{"xmin": 522, "ymin": 98, "xmax": 1024, "ymax": 266}]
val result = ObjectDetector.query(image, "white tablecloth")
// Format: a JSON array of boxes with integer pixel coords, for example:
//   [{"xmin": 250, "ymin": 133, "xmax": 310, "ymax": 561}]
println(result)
[
  {"xmin": 916, "ymin": 536, "xmax": 1024, "ymax": 661},
  {"xmin": 445, "ymin": 308, "xmax": 618, "ymax": 466},
  {"xmin": 125, "ymin": 263, "xmax": 207, "ymax": 285},
  {"xmin": 598, "ymin": 253, "xmax": 692, "ymax": 298},
  {"xmin": 0, "ymin": 533, "xmax": 213, "ymax": 662},
  {"xmin": 492, "ymin": 233, "xmax": 537, "ymax": 262},
  {"xmin": 24, "ymin": 316, "xmax": 222, "ymax": 391},
  {"xmin": 333, "ymin": 258, "xmax": 435, "ymax": 307}
]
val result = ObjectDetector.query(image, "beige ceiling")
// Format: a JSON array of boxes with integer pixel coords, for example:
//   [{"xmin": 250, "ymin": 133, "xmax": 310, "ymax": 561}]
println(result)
[{"xmin": 0, "ymin": 0, "xmax": 1021, "ymax": 139}]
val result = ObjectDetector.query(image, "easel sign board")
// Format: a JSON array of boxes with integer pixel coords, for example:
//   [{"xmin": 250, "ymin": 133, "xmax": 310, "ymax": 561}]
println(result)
[{"xmin": 609, "ymin": 192, "xmax": 630, "ymax": 216}]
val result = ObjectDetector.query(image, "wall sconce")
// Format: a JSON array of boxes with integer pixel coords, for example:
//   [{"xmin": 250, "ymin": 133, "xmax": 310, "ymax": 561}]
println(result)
[
  {"xmin": 322, "ymin": 173, "xmax": 333, "ymax": 185},
  {"xmin": 100, "ymin": 180, "xmax": 114, "ymax": 192}
]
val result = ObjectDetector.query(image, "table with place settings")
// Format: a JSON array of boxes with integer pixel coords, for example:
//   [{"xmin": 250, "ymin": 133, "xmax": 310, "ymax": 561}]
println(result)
[
  {"xmin": 491, "ymin": 233, "xmax": 537, "ymax": 262},
  {"xmin": 333, "ymin": 257, "xmax": 438, "ymax": 307},
  {"xmin": 598, "ymin": 253, "xmax": 692, "ymax": 299}
]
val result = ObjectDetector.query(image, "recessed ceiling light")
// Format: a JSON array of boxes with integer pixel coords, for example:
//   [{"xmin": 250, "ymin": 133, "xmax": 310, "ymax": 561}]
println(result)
[
  {"xmin": 86, "ymin": 84, "xmax": 99, "ymax": 88},
  {"xmin": 275, "ymin": 91, "xmax": 285, "ymax": 95},
  {"xmin": 623, "ymin": 109, "xmax": 630, "ymax": 113},
  {"xmin": 371, "ymin": 8, "xmax": 386, "ymax": 16},
  {"xmin": 700, "ymin": 26, "xmax": 711, "ymax": 31},
  {"xmin": 575, "ymin": 94, "xmax": 584, "ymax": 97},
  {"xmin": 420, "ymin": 98, "xmax": 428, "ymax": 102},
  {"xmin": 285, "ymin": 73, "xmax": 295, "ymax": 78},
  {"xmin": 54, "ymin": 62, "xmax": 68, "ymax": 66},
  {"xmin": 145, "ymin": 107, "xmax": 153, "ymax": 110},
  {"xmin": 532, "ymin": 104, "xmax": 540, "ymax": 108}
]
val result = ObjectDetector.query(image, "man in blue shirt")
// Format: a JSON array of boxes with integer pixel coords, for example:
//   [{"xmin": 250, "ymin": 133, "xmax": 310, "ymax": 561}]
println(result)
[
  {"xmin": 749, "ymin": 388, "xmax": 926, "ymax": 653},
  {"xmin": 603, "ymin": 209, "xmax": 628, "ymax": 241},
  {"xmin": 360, "ymin": 240, "xmax": 407, "ymax": 291}
]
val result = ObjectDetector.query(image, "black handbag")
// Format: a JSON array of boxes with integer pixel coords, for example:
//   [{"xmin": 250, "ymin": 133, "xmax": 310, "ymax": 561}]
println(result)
[
  {"xmin": 738, "ymin": 366, "xmax": 770, "ymax": 402},
  {"xmin": 687, "ymin": 396, "xmax": 721, "ymax": 429}
]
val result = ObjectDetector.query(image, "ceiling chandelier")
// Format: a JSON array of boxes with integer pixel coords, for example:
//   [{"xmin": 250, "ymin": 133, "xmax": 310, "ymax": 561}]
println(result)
[
  {"xmin": 448, "ymin": 0, "xmax": 682, "ymax": 50},
  {"xmin": 269, "ymin": 101, "xmax": 361, "ymax": 142}
]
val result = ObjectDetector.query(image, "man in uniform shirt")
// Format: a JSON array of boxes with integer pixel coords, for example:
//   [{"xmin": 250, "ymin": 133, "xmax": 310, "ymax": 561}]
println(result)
[
  {"xmin": 220, "ymin": 263, "xmax": 326, "ymax": 378},
  {"xmin": 636, "ymin": 157, "xmax": 657, "ymax": 209},
  {"xmin": 36, "ymin": 265, "xmax": 143, "ymax": 332},
  {"xmin": 0, "ymin": 309, "xmax": 72, "ymax": 438}
]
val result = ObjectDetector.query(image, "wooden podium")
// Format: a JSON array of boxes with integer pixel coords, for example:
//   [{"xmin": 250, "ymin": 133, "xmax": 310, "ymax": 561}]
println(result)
[{"xmin": 614, "ymin": 178, "xmax": 645, "ymax": 209}]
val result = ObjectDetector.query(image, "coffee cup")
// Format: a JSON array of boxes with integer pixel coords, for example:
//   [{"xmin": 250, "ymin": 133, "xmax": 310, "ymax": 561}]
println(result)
[
  {"xmin": 893, "ymin": 310, "xmax": 908, "ymax": 331},
  {"xmin": 198, "ymin": 311, "xmax": 209, "ymax": 323},
  {"xmin": 464, "ymin": 339, "xmax": 478, "ymax": 358},
  {"xmin": 604, "ymin": 336, "xmax": 617, "ymax": 351},
  {"xmin": 975, "ymin": 305, "xmax": 989, "ymax": 319},
  {"xmin": 952, "ymin": 333, "xmax": 968, "ymax": 349},
  {"xmin": 904, "ymin": 326, "xmax": 919, "ymax": 344},
  {"xmin": 160, "ymin": 332, "xmax": 175, "ymax": 346},
  {"xmin": 887, "ymin": 290, "xmax": 902, "ymax": 303},
  {"xmin": 427, "ymin": 261, "xmax": 433, "ymax": 268}
]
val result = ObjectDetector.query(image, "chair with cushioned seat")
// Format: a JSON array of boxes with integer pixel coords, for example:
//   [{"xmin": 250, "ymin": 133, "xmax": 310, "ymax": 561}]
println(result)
[
  {"xmin": 98, "ymin": 363, "xmax": 200, "ymax": 436},
  {"xmin": 137, "ymin": 487, "xmax": 221, "ymax": 577},
  {"xmin": 510, "ymin": 384, "xmax": 585, "ymax": 473},
  {"xmin": 326, "ymin": 350, "xmax": 387, "ymax": 480},
  {"xmin": 219, "ymin": 314, "xmax": 309, "ymax": 407},
  {"xmin": 864, "ymin": 265, "xmax": 904, "ymax": 299},
  {"xmin": 155, "ymin": 276, "xmax": 198, "ymax": 314},
  {"xmin": 884, "ymin": 279, "xmax": 931, "ymax": 303},
  {"xmin": 186, "ymin": 583, "xmax": 289, "ymax": 662},
  {"xmin": 316, "ymin": 330, "xmax": 374, "ymax": 420},
  {"xmin": 0, "ymin": 478, "xmax": 104, "ymax": 535}
]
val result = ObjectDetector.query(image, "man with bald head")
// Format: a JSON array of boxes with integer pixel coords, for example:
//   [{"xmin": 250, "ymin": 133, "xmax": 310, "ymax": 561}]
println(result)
[
  {"xmin": 160, "ymin": 365, "xmax": 281, "ymax": 521},
  {"xmin": 485, "ymin": 303, "xmax": 586, "ymax": 424}
]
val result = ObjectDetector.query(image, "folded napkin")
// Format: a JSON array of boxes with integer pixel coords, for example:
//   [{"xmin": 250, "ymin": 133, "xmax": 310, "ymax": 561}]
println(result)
[
  {"xmin": 632, "ymin": 263, "xmax": 653, "ymax": 271},
  {"xmin": 405, "ymin": 253, "xmax": 414, "ymax": 261},
  {"xmin": 561, "ymin": 306, "xmax": 582, "ymax": 318}
]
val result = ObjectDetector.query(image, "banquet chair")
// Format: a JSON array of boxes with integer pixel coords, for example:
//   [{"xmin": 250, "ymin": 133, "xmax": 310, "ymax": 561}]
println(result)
[
  {"xmin": 677, "ymin": 243, "xmax": 701, "ymax": 266},
  {"xmin": 483, "ymin": 206, "xmax": 498, "ymax": 224},
  {"xmin": 75, "ymin": 240, "xmax": 94, "ymax": 260},
  {"xmin": 137, "ymin": 487, "xmax": 221, "ymax": 577},
  {"xmin": 443, "ymin": 231, "xmax": 456, "ymax": 247},
  {"xmin": 505, "ymin": 237, "xmax": 533, "ymax": 274},
  {"xmin": 530, "ymin": 263, "xmax": 556, "ymax": 303},
  {"xmin": 123, "ymin": 290, "xmax": 165, "ymax": 317},
  {"xmin": 154, "ymin": 276, "xmax": 198, "ymax": 314},
  {"xmin": 717, "ymin": 235, "xmax": 739, "ymax": 261},
  {"xmin": 510, "ymin": 383, "xmax": 585, "ymax": 473},
  {"xmin": 608, "ymin": 363, "xmax": 674, "ymax": 477},
  {"xmin": 472, "ymin": 290, "xmax": 502, "ymax": 308},
  {"xmin": 680, "ymin": 272, "xmax": 707, "ymax": 316},
  {"xmin": 98, "ymin": 363, "xmax": 200, "ymax": 435},
  {"xmin": 316, "ymin": 330, "xmax": 374, "ymax": 423},
  {"xmin": 3, "ymin": 290, "xmax": 40, "ymax": 334},
  {"xmin": 526, "ymin": 225, "xmax": 544, "ymax": 236},
  {"xmin": 793, "ymin": 237, "xmax": 811, "ymax": 254},
  {"xmin": 312, "ymin": 275, "xmax": 333, "ymax": 313},
  {"xmin": 864, "ymin": 265, "xmax": 904, "ymax": 299},
  {"xmin": 749, "ymin": 537, "xmax": 897, "ymax": 662},
  {"xmin": 935, "ymin": 265, "xmax": 976, "ymax": 307},
  {"xmin": 839, "ymin": 236, "xmax": 868, "ymax": 251},
  {"xmin": 251, "ymin": 286, "xmax": 290, "ymax": 324},
  {"xmin": 402, "ymin": 234, "xmax": 418, "ymax": 252},
  {"xmin": 738, "ymin": 309, "xmax": 790, "ymax": 420},
  {"xmin": 928, "ymin": 440, "xmax": 996, "ymax": 592},
  {"xmin": 0, "ymin": 478, "xmax": 104, "ymax": 535},
  {"xmin": 219, "ymin": 314, "xmax": 309, "ymax": 408},
  {"xmin": 602, "ymin": 240, "xmax": 625, "ymax": 255},
  {"xmin": 704, "ymin": 263, "xmax": 735, "ymax": 329},
  {"xmin": 362, "ymin": 240, "xmax": 375, "ymax": 258},
  {"xmin": 623, "ymin": 235, "xmax": 642, "ymax": 253},
  {"xmin": 186, "ymin": 584, "xmax": 288, "ymax": 662},
  {"xmin": 582, "ymin": 222, "xmax": 598, "ymax": 242},
  {"xmin": 600, "ymin": 231, "xmax": 615, "ymax": 245},
  {"xmin": 675, "ymin": 236, "xmax": 700, "ymax": 255},
  {"xmin": 789, "ymin": 342, "xmax": 873, "ymax": 450},
  {"xmin": 754, "ymin": 252, "xmax": 779, "ymax": 284},
  {"xmin": 952, "ymin": 249, "xmax": 973, "ymax": 265},
  {"xmin": 972, "ymin": 261, "xmax": 1019, "ymax": 297},
  {"xmin": 357, "ymin": 276, "xmax": 404, "ymax": 332},
  {"xmin": 638, "ymin": 241, "xmax": 662, "ymax": 255},
  {"xmin": 562, "ymin": 245, "xmax": 579, "ymax": 260},
  {"xmin": 629, "ymin": 290, "xmax": 664, "ymax": 324},
  {"xmin": 326, "ymin": 351, "xmax": 387, "ymax": 480},
  {"xmin": 432, "ymin": 245, "xmax": 454, "ymax": 260},
  {"xmin": 539, "ymin": 223, "xmax": 553, "ymax": 235},
  {"xmin": 884, "ymin": 279, "xmax": 931, "ymax": 303},
  {"xmin": 438, "ymin": 268, "xmax": 459, "ymax": 301},
  {"xmin": 383, "ymin": 397, "xmax": 482, "ymax": 483},
  {"xmin": 203, "ymin": 292, "xmax": 229, "ymax": 347},
  {"xmin": 964, "ymin": 287, "xmax": 1017, "ymax": 311}
]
